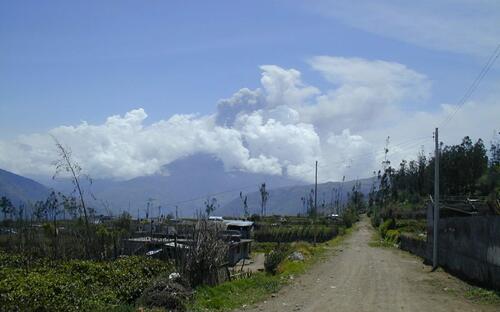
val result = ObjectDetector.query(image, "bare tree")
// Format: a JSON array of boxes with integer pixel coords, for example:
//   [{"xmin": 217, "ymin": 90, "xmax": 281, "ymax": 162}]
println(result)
[
  {"xmin": 204, "ymin": 197, "xmax": 218, "ymax": 217},
  {"xmin": 52, "ymin": 136, "xmax": 92, "ymax": 257},
  {"xmin": 239, "ymin": 192, "xmax": 249, "ymax": 217},
  {"xmin": 177, "ymin": 218, "xmax": 228, "ymax": 286},
  {"xmin": 259, "ymin": 183, "xmax": 269, "ymax": 216},
  {"xmin": 307, "ymin": 189, "xmax": 314, "ymax": 217},
  {"xmin": 45, "ymin": 191, "xmax": 63, "ymax": 258},
  {"xmin": 1, "ymin": 196, "xmax": 14, "ymax": 221}
]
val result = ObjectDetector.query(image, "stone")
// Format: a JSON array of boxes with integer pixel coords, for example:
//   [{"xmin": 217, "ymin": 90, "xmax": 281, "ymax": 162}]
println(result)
[{"xmin": 289, "ymin": 251, "xmax": 305, "ymax": 261}]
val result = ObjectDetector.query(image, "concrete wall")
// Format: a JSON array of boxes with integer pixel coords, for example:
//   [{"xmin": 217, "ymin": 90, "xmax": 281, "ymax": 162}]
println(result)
[
  {"xmin": 400, "ymin": 234, "xmax": 429, "ymax": 260},
  {"xmin": 403, "ymin": 215, "xmax": 500, "ymax": 290},
  {"xmin": 434, "ymin": 216, "xmax": 500, "ymax": 290}
]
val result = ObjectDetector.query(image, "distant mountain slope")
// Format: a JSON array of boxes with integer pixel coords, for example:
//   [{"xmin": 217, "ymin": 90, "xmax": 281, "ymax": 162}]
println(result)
[
  {"xmin": 220, "ymin": 177, "xmax": 375, "ymax": 216},
  {"xmin": 32, "ymin": 153, "xmax": 304, "ymax": 217},
  {"xmin": 0, "ymin": 168, "xmax": 50, "ymax": 205},
  {"xmin": 26, "ymin": 153, "xmax": 375, "ymax": 217}
]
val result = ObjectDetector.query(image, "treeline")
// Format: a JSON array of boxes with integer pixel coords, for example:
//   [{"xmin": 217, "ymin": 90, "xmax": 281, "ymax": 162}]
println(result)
[
  {"xmin": 0, "ymin": 192, "xmax": 134, "ymax": 260},
  {"xmin": 369, "ymin": 135, "xmax": 500, "ymax": 218},
  {"xmin": 0, "ymin": 139, "xmax": 136, "ymax": 261}
]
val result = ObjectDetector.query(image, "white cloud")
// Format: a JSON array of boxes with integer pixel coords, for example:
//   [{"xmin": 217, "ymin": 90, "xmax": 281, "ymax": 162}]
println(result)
[
  {"xmin": 0, "ymin": 56, "xmax": 497, "ymax": 183},
  {"xmin": 259, "ymin": 65, "xmax": 320, "ymax": 108},
  {"xmin": 301, "ymin": 56, "xmax": 430, "ymax": 134}
]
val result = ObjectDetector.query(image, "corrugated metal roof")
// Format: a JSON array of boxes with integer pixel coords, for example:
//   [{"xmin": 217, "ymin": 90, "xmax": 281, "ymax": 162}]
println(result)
[{"xmin": 223, "ymin": 220, "xmax": 254, "ymax": 227}]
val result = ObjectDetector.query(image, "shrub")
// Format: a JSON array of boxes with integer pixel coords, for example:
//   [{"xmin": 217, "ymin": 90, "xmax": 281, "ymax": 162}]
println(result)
[
  {"xmin": 385, "ymin": 229, "xmax": 400, "ymax": 244},
  {"xmin": 137, "ymin": 275, "xmax": 192, "ymax": 311},
  {"xmin": 379, "ymin": 219, "xmax": 396, "ymax": 239},
  {"xmin": 370, "ymin": 211, "xmax": 381, "ymax": 228},
  {"xmin": 0, "ymin": 252, "xmax": 172, "ymax": 311},
  {"xmin": 264, "ymin": 246, "xmax": 288, "ymax": 275},
  {"xmin": 341, "ymin": 209, "xmax": 358, "ymax": 228},
  {"xmin": 176, "ymin": 219, "xmax": 228, "ymax": 287},
  {"xmin": 254, "ymin": 225, "xmax": 337, "ymax": 243}
]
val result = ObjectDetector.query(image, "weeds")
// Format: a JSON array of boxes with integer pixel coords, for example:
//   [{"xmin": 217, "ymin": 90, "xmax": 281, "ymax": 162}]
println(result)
[{"xmin": 188, "ymin": 226, "xmax": 354, "ymax": 311}]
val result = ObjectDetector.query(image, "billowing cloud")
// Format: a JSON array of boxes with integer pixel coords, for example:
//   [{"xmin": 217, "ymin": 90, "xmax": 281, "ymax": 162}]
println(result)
[
  {"xmin": 301, "ymin": 56, "xmax": 431, "ymax": 134},
  {"xmin": 0, "ymin": 56, "xmax": 497, "ymax": 183}
]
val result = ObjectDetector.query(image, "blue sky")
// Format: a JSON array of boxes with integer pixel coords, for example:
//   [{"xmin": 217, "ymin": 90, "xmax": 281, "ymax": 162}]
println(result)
[{"xmin": 1, "ymin": 0, "xmax": 499, "ymax": 181}]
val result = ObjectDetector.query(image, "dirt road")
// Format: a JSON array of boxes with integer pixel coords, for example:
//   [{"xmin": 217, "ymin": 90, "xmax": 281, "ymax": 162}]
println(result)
[{"xmin": 238, "ymin": 217, "xmax": 498, "ymax": 312}]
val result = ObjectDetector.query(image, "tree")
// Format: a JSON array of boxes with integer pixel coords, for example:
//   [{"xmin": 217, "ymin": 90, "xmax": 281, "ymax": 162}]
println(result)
[
  {"xmin": 52, "ymin": 136, "xmax": 92, "ymax": 258},
  {"xmin": 204, "ymin": 197, "xmax": 218, "ymax": 217},
  {"xmin": 349, "ymin": 181, "xmax": 365, "ymax": 212},
  {"xmin": 62, "ymin": 195, "xmax": 79, "ymax": 219},
  {"xmin": 0, "ymin": 196, "xmax": 14, "ymax": 221},
  {"xmin": 307, "ymin": 189, "xmax": 314, "ymax": 217},
  {"xmin": 259, "ymin": 183, "xmax": 269, "ymax": 216},
  {"xmin": 490, "ymin": 137, "xmax": 500, "ymax": 167},
  {"xmin": 239, "ymin": 192, "xmax": 249, "ymax": 217},
  {"xmin": 45, "ymin": 191, "xmax": 63, "ymax": 258}
]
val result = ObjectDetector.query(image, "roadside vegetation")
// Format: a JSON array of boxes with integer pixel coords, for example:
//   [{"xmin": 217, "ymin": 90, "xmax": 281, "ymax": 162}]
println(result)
[
  {"xmin": 0, "ymin": 252, "xmax": 172, "ymax": 311},
  {"xmin": 0, "ymin": 138, "xmax": 367, "ymax": 311},
  {"xmin": 189, "ymin": 226, "xmax": 354, "ymax": 311},
  {"xmin": 368, "ymin": 135, "xmax": 499, "ymax": 237},
  {"xmin": 366, "ymin": 135, "xmax": 500, "ymax": 305}
]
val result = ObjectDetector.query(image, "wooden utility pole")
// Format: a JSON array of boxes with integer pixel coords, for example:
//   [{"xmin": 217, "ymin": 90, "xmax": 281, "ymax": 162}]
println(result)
[
  {"xmin": 433, "ymin": 127, "xmax": 440, "ymax": 270},
  {"xmin": 314, "ymin": 161, "xmax": 318, "ymax": 216}
]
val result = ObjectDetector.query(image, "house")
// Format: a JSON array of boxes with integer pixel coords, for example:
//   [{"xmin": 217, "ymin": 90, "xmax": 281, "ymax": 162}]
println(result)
[
  {"xmin": 223, "ymin": 220, "xmax": 254, "ymax": 239},
  {"xmin": 124, "ymin": 218, "xmax": 254, "ymax": 266},
  {"xmin": 222, "ymin": 230, "xmax": 252, "ymax": 265}
]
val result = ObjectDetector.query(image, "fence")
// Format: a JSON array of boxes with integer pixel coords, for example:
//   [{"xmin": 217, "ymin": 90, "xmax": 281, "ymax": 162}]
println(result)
[
  {"xmin": 432, "ymin": 216, "xmax": 500, "ymax": 290},
  {"xmin": 402, "ymin": 212, "xmax": 500, "ymax": 290},
  {"xmin": 399, "ymin": 234, "xmax": 429, "ymax": 260}
]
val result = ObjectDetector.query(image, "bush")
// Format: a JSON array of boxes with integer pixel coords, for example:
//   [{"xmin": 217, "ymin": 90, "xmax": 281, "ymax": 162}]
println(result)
[
  {"xmin": 385, "ymin": 229, "xmax": 400, "ymax": 244},
  {"xmin": 370, "ymin": 211, "xmax": 381, "ymax": 228},
  {"xmin": 254, "ymin": 225, "xmax": 337, "ymax": 243},
  {"xmin": 341, "ymin": 209, "xmax": 358, "ymax": 228},
  {"xmin": 137, "ymin": 275, "xmax": 192, "ymax": 311},
  {"xmin": 379, "ymin": 219, "xmax": 396, "ymax": 239},
  {"xmin": 176, "ymin": 219, "xmax": 228, "ymax": 287},
  {"xmin": 264, "ymin": 246, "xmax": 288, "ymax": 275},
  {"xmin": 0, "ymin": 252, "xmax": 172, "ymax": 311}
]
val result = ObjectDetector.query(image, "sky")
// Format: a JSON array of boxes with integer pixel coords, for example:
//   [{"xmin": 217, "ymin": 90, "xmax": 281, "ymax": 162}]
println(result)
[{"xmin": 1, "ymin": 0, "xmax": 499, "ymax": 183}]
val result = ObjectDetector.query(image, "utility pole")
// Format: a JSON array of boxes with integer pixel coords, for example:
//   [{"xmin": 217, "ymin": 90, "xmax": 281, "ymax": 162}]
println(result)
[
  {"xmin": 314, "ymin": 161, "xmax": 318, "ymax": 216},
  {"xmin": 433, "ymin": 127, "xmax": 440, "ymax": 270}
]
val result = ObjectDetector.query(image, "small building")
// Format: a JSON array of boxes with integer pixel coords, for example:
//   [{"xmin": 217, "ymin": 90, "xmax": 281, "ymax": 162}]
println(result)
[
  {"xmin": 124, "ymin": 218, "xmax": 254, "ymax": 266},
  {"xmin": 223, "ymin": 220, "xmax": 254, "ymax": 239},
  {"xmin": 227, "ymin": 238, "xmax": 252, "ymax": 266}
]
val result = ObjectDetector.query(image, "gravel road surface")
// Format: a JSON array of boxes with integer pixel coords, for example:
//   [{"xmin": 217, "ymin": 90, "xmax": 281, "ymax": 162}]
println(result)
[{"xmin": 237, "ymin": 217, "xmax": 498, "ymax": 312}]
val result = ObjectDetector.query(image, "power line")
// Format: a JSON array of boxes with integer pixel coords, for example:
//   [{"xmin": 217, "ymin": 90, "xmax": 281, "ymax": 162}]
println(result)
[
  {"xmin": 440, "ymin": 43, "xmax": 500, "ymax": 128},
  {"xmin": 317, "ymin": 135, "xmax": 431, "ymax": 169},
  {"xmin": 156, "ymin": 136, "xmax": 433, "ymax": 209},
  {"xmin": 159, "ymin": 183, "xmax": 260, "ymax": 208}
]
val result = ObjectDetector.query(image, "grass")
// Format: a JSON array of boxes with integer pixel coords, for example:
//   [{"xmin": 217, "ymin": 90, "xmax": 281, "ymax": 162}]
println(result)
[
  {"xmin": 464, "ymin": 286, "xmax": 500, "ymax": 305},
  {"xmin": 368, "ymin": 231, "xmax": 394, "ymax": 248},
  {"xmin": 188, "ymin": 273, "xmax": 281, "ymax": 311},
  {"xmin": 424, "ymin": 268, "xmax": 500, "ymax": 307},
  {"xmin": 372, "ymin": 215, "xmax": 500, "ymax": 308},
  {"xmin": 252, "ymin": 242, "xmax": 278, "ymax": 253},
  {"xmin": 188, "ymin": 225, "xmax": 354, "ymax": 311}
]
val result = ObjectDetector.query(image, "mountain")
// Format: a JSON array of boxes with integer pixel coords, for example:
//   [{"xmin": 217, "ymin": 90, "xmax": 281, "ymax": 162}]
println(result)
[
  {"xmin": 31, "ymin": 154, "xmax": 304, "ymax": 217},
  {"xmin": 25, "ymin": 153, "xmax": 375, "ymax": 217},
  {"xmin": 220, "ymin": 177, "xmax": 376, "ymax": 216},
  {"xmin": 0, "ymin": 168, "xmax": 51, "ymax": 205}
]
